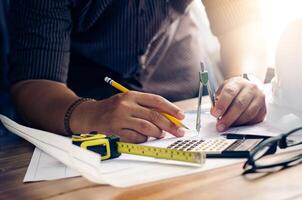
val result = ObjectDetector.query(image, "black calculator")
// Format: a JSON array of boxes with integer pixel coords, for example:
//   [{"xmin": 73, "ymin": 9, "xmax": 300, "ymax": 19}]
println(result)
[{"xmin": 166, "ymin": 138, "xmax": 266, "ymax": 158}]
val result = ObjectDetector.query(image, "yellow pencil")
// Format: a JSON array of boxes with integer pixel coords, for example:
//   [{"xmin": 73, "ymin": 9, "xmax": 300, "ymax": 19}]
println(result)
[{"xmin": 104, "ymin": 77, "xmax": 189, "ymax": 129}]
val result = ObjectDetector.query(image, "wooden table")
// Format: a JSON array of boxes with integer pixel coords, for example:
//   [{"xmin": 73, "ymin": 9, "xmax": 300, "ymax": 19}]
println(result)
[{"xmin": 1, "ymin": 98, "xmax": 302, "ymax": 200}]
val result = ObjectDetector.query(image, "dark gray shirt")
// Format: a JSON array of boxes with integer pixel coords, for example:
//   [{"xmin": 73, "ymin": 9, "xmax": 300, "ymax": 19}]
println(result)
[{"xmin": 9, "ymin": 0, "xmax": 201, "ymax": 101}]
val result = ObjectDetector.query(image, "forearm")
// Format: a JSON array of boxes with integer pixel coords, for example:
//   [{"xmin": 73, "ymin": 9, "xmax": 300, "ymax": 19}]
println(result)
[
  {"xmin": 217, "ymin": 22, "xmax": 268, "ymax": 80},
  {"xmin": 11, "ymin": 79, "xmax": 186, "ymax": 143},
  {"xmin": 11, "ymin": 80, "xmax": 92, "ymax": 135},
  {"xmin": 203, "ymin": 0, "xmax": 268, "ymax": 81}
]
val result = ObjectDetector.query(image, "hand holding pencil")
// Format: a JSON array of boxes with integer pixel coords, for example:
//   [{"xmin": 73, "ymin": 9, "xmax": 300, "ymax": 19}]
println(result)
[
  {"xmin": 77, "ymin": 77, "xmax": 187, "ymax": 143},
  {"xmin": 104, "ymin": 77, "xmax": 189, "ymax": 130}
]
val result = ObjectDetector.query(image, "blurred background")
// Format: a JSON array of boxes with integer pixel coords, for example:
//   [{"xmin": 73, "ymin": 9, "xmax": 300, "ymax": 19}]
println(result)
[
  {"xmin": 192, "ymin": 0, "xmax": 302, "ymax": 87},
  {"xmin": 261, "ymin": 0, "xmax": 302, "ymax": 68}
]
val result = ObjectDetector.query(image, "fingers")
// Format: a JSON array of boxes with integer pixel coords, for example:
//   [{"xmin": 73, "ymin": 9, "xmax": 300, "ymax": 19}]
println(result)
[
  {"xmin": 95, "ymin": 91, "xmax": 186, "ymax": 143},
  {"xmin": 234, "ymin": 96, "xmax": 266, "ymax": 126},
  {"xmin": 118, "ymin": 129, "xmax": 148, "ymax": 143},
  {"xmin": 211, "ymin": 79, "xmax": 243, "ymax": 118},
  {"xmin": 133, "ymin": 92, "xmax": 185, "ymax": 120},
  {"xmin": 128, "ymin": 117, "xmax": 164, "ymax": 139},
  {"xmin": 213, "ymin": 76, "xmax": 267, "ymax": 132},
  {"xmin": 216, "ymin": 87, "xmax": 255, "ymax": 131},
  {"xmin": 246, "ymin": 106, "xmax": 266, "ymax": 125},
  {"xmin": 133, "ymin": 106, "xmax": 185, "ymax": 137}
]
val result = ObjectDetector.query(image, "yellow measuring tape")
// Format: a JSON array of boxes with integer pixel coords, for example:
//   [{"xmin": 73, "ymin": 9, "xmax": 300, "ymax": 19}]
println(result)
[{"xmin": 72, "ymin": 133, "xmax": 205, "ymax": 165}]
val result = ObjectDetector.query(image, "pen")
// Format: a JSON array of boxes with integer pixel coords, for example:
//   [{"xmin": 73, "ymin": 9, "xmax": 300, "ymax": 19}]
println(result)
[{"xmin": 104, "ymin": 77, "xmax": 189, "ymax": 129}]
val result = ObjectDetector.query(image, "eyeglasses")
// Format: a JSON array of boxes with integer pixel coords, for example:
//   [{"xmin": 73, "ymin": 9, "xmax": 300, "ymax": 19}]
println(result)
[{"xmin": 243, "ymin": 127, "xmax": 302, "ymax": 174}]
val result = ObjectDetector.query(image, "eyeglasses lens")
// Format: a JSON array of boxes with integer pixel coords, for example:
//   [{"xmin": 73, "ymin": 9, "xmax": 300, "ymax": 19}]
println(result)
[{"xmin": 286, "ymin": 128, "xmax": 302, "ymax": 147}]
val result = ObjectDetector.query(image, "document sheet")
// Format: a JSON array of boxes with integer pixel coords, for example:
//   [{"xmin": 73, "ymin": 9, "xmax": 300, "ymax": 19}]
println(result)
[
  {"xmin": 0, "ymin": 106, "xmax": 282, "ymax": 188},
  {"xmin": 24, "ymin": 148, "xmax": 80, "ymax": 182}
]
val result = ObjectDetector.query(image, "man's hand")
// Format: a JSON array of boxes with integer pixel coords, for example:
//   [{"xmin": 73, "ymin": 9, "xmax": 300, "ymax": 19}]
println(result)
[
  {"xmin": 210, "ymin": 77, "xmax": 266, "ymax": 132},
  {"xmin": 71, "ymin": 91, "xmax": 186, "ymax": 143}
]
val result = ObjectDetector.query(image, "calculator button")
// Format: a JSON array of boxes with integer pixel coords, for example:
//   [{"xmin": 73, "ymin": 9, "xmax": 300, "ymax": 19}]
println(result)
[{"xmin": 167, "ymin": 139, "xmax": 237, "ymax": 154}]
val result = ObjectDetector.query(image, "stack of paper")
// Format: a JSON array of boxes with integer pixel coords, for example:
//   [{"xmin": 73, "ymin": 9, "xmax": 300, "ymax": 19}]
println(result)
[{"xmin": 0, "ymin": 108, "xmax": 281, "ymax": 188}]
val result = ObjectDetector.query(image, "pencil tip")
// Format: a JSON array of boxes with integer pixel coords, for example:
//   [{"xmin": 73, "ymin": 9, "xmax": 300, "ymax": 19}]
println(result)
[{"xmin": 183, "ymin": 124, "xmax": 190, "ymax": 130}]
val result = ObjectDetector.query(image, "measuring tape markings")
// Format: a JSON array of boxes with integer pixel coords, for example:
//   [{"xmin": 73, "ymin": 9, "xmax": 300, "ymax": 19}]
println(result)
[
  {"xmin": 72, "ymin": 134, "xmax": 205, "ymax": 164},
  {"xmin": 117, "ymin": 142, "xmax": 205, "ymax": 164}
]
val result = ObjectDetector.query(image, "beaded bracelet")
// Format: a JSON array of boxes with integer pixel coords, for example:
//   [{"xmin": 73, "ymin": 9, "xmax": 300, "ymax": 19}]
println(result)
[{"xmin": 64, "ymin": 98, "xmax": 94, "ymax": 136}]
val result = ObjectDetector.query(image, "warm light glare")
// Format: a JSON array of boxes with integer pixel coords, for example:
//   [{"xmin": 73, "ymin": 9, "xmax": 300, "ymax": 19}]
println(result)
[{"xmin": 261, "ymin": 0, "xmax": 302, "ymax": 66}]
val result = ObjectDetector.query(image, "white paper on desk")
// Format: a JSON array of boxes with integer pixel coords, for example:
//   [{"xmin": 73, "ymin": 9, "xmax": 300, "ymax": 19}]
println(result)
[
  {"xmin": 185, "ymin": 109, "xmax": 282, "ymax": 137},
  {"xmin": 0, "ymin": 114, "xmax": 107, "ymax": 184},
  {"xmin": 17, "ymin": 109, "xmax": 241, "ymax": 187},
  {"xmin": 224, "ymin": 121, "xmax": 282, "ymax": 137},
  {"xmin": 1, "ymin": 113, "xmax": 237, "ymax": 188},
  {"xmin": 24, "ymin": 148, "xmax": 80, "ymax": 182},
  {"xmin": 26, "ymin": 147, "xmax": 241, "ymax": 186},
  {"xmin": 1, "ymin": 108, "xmax": 280, "ymax": 188}
]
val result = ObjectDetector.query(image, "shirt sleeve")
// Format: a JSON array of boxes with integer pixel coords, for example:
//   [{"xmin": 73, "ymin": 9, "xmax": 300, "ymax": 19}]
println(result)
[
  {"xmin": 9, "ymin": 0, "xmax": 73, "ymax": 84},
  {"xmin": 202, "ymin": 0, "xmax": 262, "ymax": 36}
]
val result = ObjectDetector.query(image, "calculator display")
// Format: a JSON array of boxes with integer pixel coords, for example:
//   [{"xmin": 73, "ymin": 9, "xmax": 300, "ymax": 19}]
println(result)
[{"xmin": 167, "ymin": 138, "xmax": 264, "ymax": 158}]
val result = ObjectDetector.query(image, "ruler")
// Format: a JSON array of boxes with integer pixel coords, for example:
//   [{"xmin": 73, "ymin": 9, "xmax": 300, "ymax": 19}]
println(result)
[
  {"xmin": 117, "ymin": 142, "xmax": 205, "ymax": 164},
  {"xmin": 72, "ymin": 134, "xmax": 205, "ymax": 165}
]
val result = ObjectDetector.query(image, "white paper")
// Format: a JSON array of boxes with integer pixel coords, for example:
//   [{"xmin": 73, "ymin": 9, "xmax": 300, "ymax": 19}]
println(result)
[
  {"xmin": 1, "ymin": 108, "xmax": 282, "ymax": 188},
  {"xmin": 24, "ymin": 148, "xmax": 80, "ymax": 182},
  {"xmin": 16, "ymin": 110, "xmax": 239, "ymax": 187},
  {"xmin": 0, "ymin": 114, "xmax": 107, "ymax": 184},
  {"xmin": 25, "ymin": 147, "xmax": 241, "ymax": 187},
  {"xmin": 185, "ymin": 108, "xmax": 282, "ymax": 137},
  {"xmin": 224, "ymin": 121, "xmax": 282, "ymax": 137}
]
